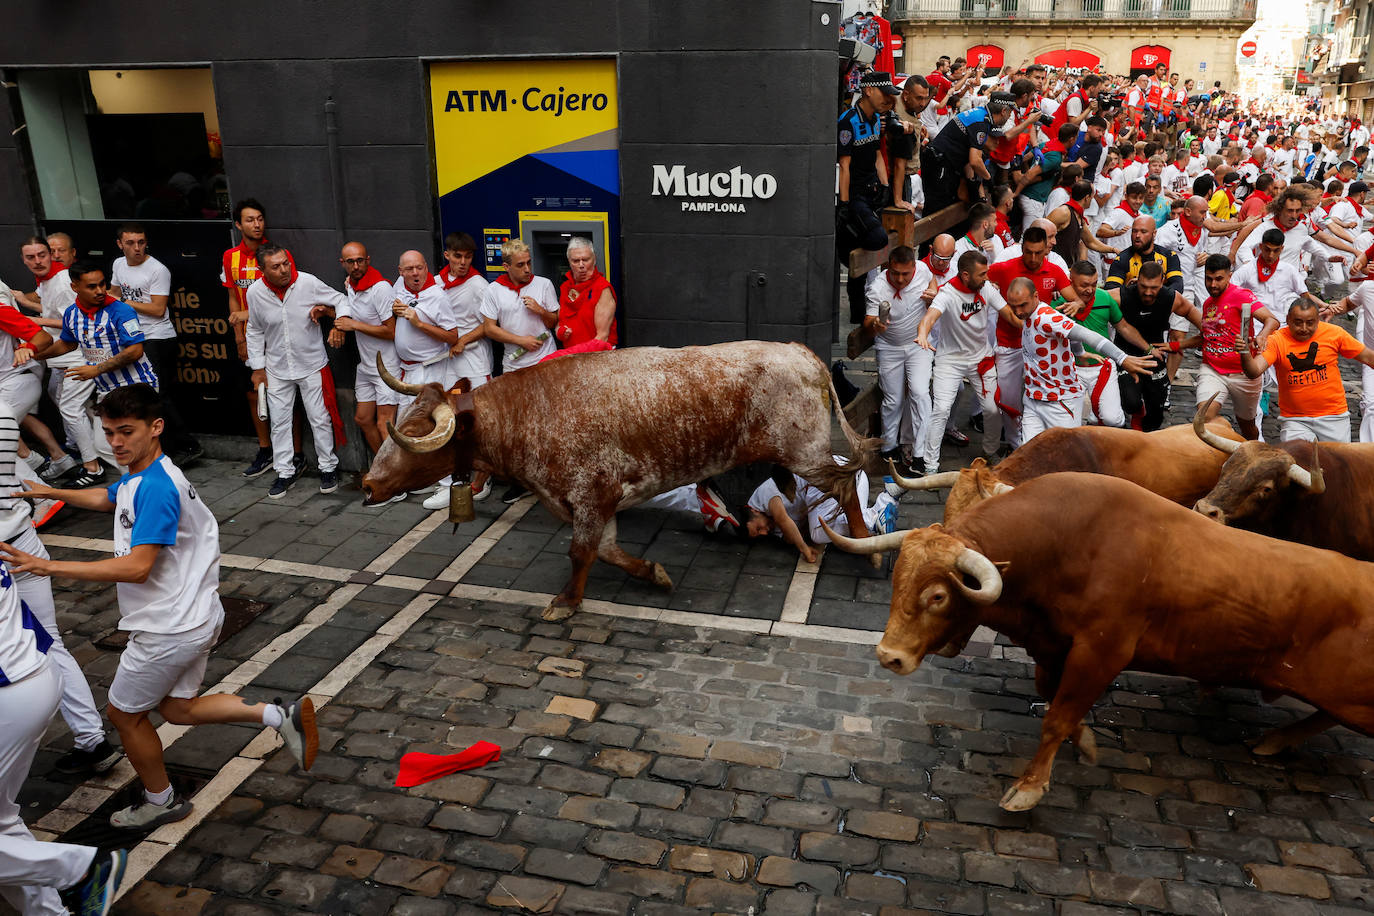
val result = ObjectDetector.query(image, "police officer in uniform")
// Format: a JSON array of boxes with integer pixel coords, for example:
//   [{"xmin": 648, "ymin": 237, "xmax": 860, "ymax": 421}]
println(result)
[
  {"xmin": 838, "ymin": 71, "xmax": 901, "ymax": 322},
  {"xmin": 921, "ymin": 92, "xmax": 1017, "ymax": 222}
]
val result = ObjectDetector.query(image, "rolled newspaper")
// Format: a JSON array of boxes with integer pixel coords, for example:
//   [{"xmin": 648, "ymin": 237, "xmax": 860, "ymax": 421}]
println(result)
[
  {"xmin": 257, "ymin": 381, "xmax": 268, "ymax": 421},
  {"xmin": 1239, "ymin": 301, "xmax": 1252, "ymax": 349}
]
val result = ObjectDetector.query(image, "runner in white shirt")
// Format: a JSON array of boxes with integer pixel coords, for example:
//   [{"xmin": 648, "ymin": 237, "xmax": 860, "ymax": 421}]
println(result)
[
  {"xmin": 921, "ymin": 235, "xmax": 959, "ymax": 286},
  {"xmin": 744, "ymin": 461, "xmax": 897, "ymax": 562},
  {"xmin": 1, "ymin": 384, "xmax": 318, "ymax": 832},
  {"xmin": 391, "ymin": 250, "xmax": 460, "ymax": 399},
  {"xmin": 109, "ymin": 224, "xmax": 199, "ymax": 462},
  {"xmin": 1232, "ymin": 188, "xmax": 1360, "ymax": 269},
  {"xmin": 1160, "ymin": 149, "xmax": 1193, "ymax": 202},
  {"xmin": 328, "ymin": 242, "xmax": 398, "ymax": 461},
  {"xmin": 1328, "ymin": 272, "xmax": 1374, "ymax": 441},
  {"xmin": 863, "ymin": 247, "xmax": 939, "ymax": 476},
  {"xmin": 1232, "ymin": 229, "xmax": 1318, "ymax": 327},
  {"xmin": 479, "ymin": 239, "xmax": 559, "ymax": 372},
  {"xmin": 914, "ymin": 250, "xmax": 1009, "ymax": 473},
  {"xmin": 1005, "ymin": 278, "xmax": 1153, "ymax": 439},
  {"xmin": 243, "ymin": 245, "xmax": 347, "ymax": 497}
]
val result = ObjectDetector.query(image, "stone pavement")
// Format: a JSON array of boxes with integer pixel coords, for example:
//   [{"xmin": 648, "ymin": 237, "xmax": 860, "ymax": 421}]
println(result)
[{"xmin": 2, "ymin": 335, "xmax": 1371, "ymax": 914}]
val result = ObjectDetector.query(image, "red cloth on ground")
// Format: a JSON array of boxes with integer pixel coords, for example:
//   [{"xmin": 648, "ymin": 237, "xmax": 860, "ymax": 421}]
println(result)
[{"xmin": 395, "ymin": 741, "xmax": 502, "ymax": 788}]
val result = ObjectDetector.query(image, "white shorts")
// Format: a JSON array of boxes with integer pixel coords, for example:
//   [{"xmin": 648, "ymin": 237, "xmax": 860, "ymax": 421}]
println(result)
[
  {"xmin": 1195, "ymin": 365, "xmax": 1262, "ymax": 419},
  {"xmin": 108, "ymin": 614, "xmax": 223, "ymax": 714},
  {"xmin": 354, "ymin": 364, "xmax": 402, "ymax": 408},
  {"xmin": 0, "ymin": 371, "xmax": 40, "ymax": 418},
  {"xmin": 1168, "ymin": 312, "xmax": 1192, "ymax": 333},
  {"xmin": 1280, "ymin": 413, "xmax": 1352, "ymax": 443}
]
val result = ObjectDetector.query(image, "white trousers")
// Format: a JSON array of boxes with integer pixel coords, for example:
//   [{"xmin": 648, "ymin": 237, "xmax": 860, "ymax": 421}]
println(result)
[
  {"xmin": 0, "ymin": 373, "xmax": 40, "ymax": 421},
  {"xmin": 12, "ymin": 528, "xmax": 103, "ymax": 750},
  {"xmin": 925, "ymin": 357, "xmax": 1000, "ymax": 473},
  {"xmin": 994, "ymin": 345, "xmax": 1024, "ymax": 448},
  {"xmin": 1020, "ymin": 198, "xmax": 1046, "ymax": 234},
  {"xmin": 640, "ymin": 485, "xmax": 700, "ymax": 515},
  {"xmin": 808, "ymin": 472, "xmax": 894, "ymax": 542},
  {"xmin": 267, "ymin": 370, "xmax": 337, "ymax": 477},
  {"xmin": 0, "ymin": 663, "xmax": 96, "ymax": 915},
  {"xmin": 52, "ymin": 373, "xmax": 96, "ymax": 464},
  {"xmin": 875, "ymin": 343, "xmax": 933, "ymax": 453},
  {"xmin": 1021, "ymin": 394, "xmax": 1084, "ymax": 441},
  {"xmin": 1077, "ymin": 362, "xmax": 1126, "ymax": 428}
]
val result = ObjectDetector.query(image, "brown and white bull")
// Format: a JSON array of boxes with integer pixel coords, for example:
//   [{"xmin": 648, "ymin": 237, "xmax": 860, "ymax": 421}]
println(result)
[
  {"xmin": 361, "ymin": 341, "xmax": 876, "ymax": 619},
  {"xmin": 1192, "ymin": 397, "xmax": 1374, "ymax": 560},
  {"xmin": 826, "ymin": 472, "xmax": 1374, "ymax": 811},
  {"xmin": 887, "ymin": 420, "xmax": 1244, "ymax": 523}
]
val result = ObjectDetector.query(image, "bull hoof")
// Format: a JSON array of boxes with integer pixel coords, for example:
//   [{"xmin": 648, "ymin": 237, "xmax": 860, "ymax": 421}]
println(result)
[
  {"xmin": 651, "ymin": 563, "xmax": 674, "ymax": 589},
  {"xmin": 1074, "ymin": 725, "xmax": 1099, "ymax": 766},
  {"xmin": 999, "ymin": 782, "xmax": 1046, "ymax": 812},
  {"xmin": 869, "ymin": 552, "xmax": 883, "ymax": 569},
  {"xmin": 541, "ymin": 603, "xmax": 576, "ymax": 622},
  {"xmin": 1250, "ymin": 734, "xmax": 1288, "ymax": 757}
]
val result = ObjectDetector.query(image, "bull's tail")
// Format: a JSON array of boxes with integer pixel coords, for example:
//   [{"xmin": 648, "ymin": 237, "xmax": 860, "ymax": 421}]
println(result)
[{"xmin": 803, "ymin": 370, "xmax": 881, "ymax": 506}]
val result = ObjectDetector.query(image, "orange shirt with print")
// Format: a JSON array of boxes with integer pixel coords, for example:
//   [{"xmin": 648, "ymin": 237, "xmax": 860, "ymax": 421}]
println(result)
[{"xmin": 1262, "ymin": 323, "xmax": 1363, "ymax": 418}]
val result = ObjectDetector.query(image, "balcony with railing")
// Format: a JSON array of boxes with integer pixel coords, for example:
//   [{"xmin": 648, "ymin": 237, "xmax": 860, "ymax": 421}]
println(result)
[{"xmin": 889, "ymin": 0, "xmax": 1257, "ymax": 20}]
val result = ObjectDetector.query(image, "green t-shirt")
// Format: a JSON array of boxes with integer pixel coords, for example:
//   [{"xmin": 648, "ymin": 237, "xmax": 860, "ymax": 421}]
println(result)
[{"xmin": 1053, "ymin": 288, "xmax": 1121, "ymax": 357}]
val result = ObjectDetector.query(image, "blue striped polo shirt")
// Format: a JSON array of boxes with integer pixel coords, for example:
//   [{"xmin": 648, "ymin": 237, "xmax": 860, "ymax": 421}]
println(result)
[{"xmin": 59, "ymin": 297, "xmax": 159, "ymax": 395}]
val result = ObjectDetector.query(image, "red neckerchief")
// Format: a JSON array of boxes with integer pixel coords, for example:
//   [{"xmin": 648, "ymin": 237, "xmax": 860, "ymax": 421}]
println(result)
[
  {"xmin": 75, "ymin": 294, "xmax": 118, "ymax": 319},
  {"xmin": 438, "ymin": 265, "xmax": 483, "ymax": 290},
  {"xmin": 1222, "ymin": 187, "xmax": 1236, "ymax": 206},
  {"xmin": 494, "ymin": 273, "xmax": 530, "ymax": 293},
  {"xmin": 949, "ymin": 276, "xmax": 974, "ymax": 295},
  {"xmin": 1118, "ymin": 201, "xmax": 1139, "ymax": 218},
  {"xmin": 1179, "ymin": 217, "xmax": 1203, "ymax": 247},
  {"xmin": 1250, "ymin": 190, "xmax": 1272, "ymax": 208},
  {"xmin": 1066, "ymin": 199, "xmax": 1085, "ymax": 218},
  {"xmin": 35, "ymin": 261, "xmax": 64, "ymax": 284},
  {"xmin": 1348, "ymin": 196, "xmax": 1365, "ymax": 218},
  {"xmin": 1045, "ymin": 140, "xmax": 1068, "ymax": 155},
  {"xmin": 263, "ymin": 264, "xmax": 300, "ymax": 301},
  {"xmin": 1256, "ymin": 257, "xmax": 1278, "ymax": 284},
  {"xmin": 398, "ymin": 273, "xmax": 439, "ymax": 296},
  {"xmin": 885, "ymin": 270, "xmax": 905, "ymax": 298},
  {"xmin": 348, "ymin": 266, "xmax": 388, "ymax": 293}
]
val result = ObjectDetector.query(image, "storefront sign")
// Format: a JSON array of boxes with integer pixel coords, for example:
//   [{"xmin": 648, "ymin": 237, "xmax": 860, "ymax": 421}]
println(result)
[
  {"xmin": 967, "ymin": 45, "xmax": 1004, "ymax": 71},
  {"xmin": 1130, "ymin": 45, "xmax": 1172, "ymax": 70},
  {"xmin": 1033, "ymin": 50, "xmax": 1102, "ymax": 71},
  {"xmin": 650, "ymin": 165, "xmax": 777, "ymax": 212}
]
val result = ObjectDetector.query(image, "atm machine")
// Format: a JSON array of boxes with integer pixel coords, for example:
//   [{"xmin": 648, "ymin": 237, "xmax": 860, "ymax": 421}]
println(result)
[{"xmin": 518, "ymin": 210, "xmax": 612, "ymax": 281}]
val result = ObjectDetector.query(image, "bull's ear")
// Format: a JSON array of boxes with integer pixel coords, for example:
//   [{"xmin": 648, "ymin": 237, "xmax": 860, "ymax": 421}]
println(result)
[
  {"xmin": 450, "ymin": 378, "xmax": 472, "ymax": 395},
  {"xmin": 970, "ymin": 457, "xmax": 988, "ymax": 469},
  {"xmin": 456, "ymin": 410, "xmax": 476, "ymax": 435}
]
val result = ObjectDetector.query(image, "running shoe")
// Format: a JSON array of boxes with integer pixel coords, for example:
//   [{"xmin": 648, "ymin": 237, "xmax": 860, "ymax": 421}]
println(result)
[
  {"xmin": 268, "ymin": 474, "xmax": 298, "ymax": 499},
  {"xmin": 273, "ymin": 695, "xmax": 318, "ymax": 771},
  {"xmin": 62, "ymin": 848, "xmax": 126, "ymax": 916},
  {"xmin": 970, "ymin": 413, "xmax": 985, "ymax": 434},
  {"xmin": 944, "ymin": 428, "xmax": 970, "ymax": 447},
  {"xmin": 696, "ymin": 483, "xmax": 740, "ymax": 535},
  {"xmin": 319, "ymin": 470, "xmax": 340, "ymax": 494},
  {"xmin": 877, "ymin": 499, "xmax": 899, "ymax": 535},
  {"xmin": 242, "ymin": 447, "xmax": 273, "ymax": 478},
  {"xmin": 471, "ymin": 478, "xmax": 491, "ymax": 502},
  {"xmin": 422, "ymin": 488, "xmax": 450, "ymax": 510},
  {"xmin": 292, "ymin": 453, "xmax": 307, "ymax": 478},
  {"xmin": 501, "ymin": 483, "xmax": 529, "ymax": 504},
  {"xmin": 38, "ymin": 454, "xmax": 76, "ymax": 481},
  {"xmin": 110, "ymin": 793, "xmax": 191, "ymax": 830},
  {"xmin": 53, "ymin": 739, "xmax": 123, "ymax": 776},
  {"xmin": 883, "ymin": 475, "xmax": 906, "ymax": 499},
  {"xmin": 32, "ymin": 497, "xmax": 64, "ymax": 529},
  {"xmin": 67, "ymin": 468, "xmax": 104, "ymax": 489}
]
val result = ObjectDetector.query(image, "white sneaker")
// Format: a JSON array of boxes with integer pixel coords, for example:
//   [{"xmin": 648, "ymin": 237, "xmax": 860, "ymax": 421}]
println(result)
[
  {"xmin": 21, "ymin": 451, "xmax": 43, "ymax": 473},
  {"xmin": 422, "ymin": 489, "xmax": 451, "ymax": 511}
]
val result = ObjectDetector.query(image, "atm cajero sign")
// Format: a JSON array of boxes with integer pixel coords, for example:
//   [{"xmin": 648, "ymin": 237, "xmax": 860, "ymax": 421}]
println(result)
[{"xmin": 651, "ymin": 164, "xmax": 777, "ymax": 213}]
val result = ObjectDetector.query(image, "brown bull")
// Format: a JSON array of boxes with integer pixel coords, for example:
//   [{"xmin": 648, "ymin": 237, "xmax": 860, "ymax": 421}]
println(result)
[
  {"xmin": 361, "ymin": 341, "xmax": 876, "ymax": 619},
  {"xmin": 1192, "ymin": 397, "xmax": 1374, "ymax": 560},
  {"xmin": 826, "ymin": 472, "xmax": 1374, "ymax": 811},
  {"xmin": 888, "ymin": 420, "xmax": 1244, "ymax": 522}
]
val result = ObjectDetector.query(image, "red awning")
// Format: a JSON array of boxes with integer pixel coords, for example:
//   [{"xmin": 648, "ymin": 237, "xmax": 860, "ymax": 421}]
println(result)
[
  {"xmin": 1130, "ymin": 45, "xmax": 1171, "ymax": 71},
  {"xmin": 1033, "ymin": 50, "xmax": 1102, "ymax": 71},
  {"xmin": 968, "ymin": 45, "xmax": 1004, "ymax": 71}
]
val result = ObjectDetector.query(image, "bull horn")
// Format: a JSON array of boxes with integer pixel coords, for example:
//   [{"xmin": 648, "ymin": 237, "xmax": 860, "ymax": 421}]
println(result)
[
  {"xmin": 888, "ymin": 460, "xmax": 962, "ymax": 491},
  {"xmin": 386, "ymin": 402, "xmax": 456, "ymax": 453},
  {"xmin": 377, "ymin": 352, "xmax": 424, "ymax": 395},
  {"xmin": 1192, "ymin": 395, "xmax": 1241, "ymax": 455},
  {"xmin": 1287, "ymin": 446, "xmax": 1326, "ymax": 494},
  {"xmin": 819, "ymin": 518, "xmax": 912, "ymax": 554},
  {"xmin": 952, "ymin": 548, "xmax": 1003, "ymax": 604}
]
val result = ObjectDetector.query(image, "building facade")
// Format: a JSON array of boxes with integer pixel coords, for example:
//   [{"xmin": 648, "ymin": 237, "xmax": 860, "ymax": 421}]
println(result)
[
  {"xmin": 0, "ymin": 1, "xmax": 841, "ymax": 445},
  {"xmin": 891, "ymin": 0, "xmax": 1257, "ymax": 93}
]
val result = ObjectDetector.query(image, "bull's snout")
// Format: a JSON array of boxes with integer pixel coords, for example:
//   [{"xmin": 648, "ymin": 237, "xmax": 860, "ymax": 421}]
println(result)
[
  {"xmin": 876, "ymin": 642, "xmax": 917, "ymax": 675},
  {"xmin": 1193, "ymin": 498, "xmax": 1226, "ymax": 524}
]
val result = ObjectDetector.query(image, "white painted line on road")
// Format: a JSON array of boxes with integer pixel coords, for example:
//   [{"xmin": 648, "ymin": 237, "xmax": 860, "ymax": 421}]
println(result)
[
  {"xmin": 435, "ymin": 499, "xmax": 536, "ymax": 582},
  {"xmin": 365, "ymin": 509, "xmax": 447, "ymax": 573},
  {"xmin": 780, "ymin": 550, "xmax": 823, "ymax": 624}
]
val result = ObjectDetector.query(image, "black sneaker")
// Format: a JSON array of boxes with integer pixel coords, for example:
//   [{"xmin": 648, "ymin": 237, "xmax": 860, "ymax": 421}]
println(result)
[
  {"xmin": 500, "ymin": 483, "xmax": 529, "ymax": 504},
  {"xmin": 61, "ymin": 848, "xmax": 126, "ymax": 915},
  {"xmin": 319, "ymin": 470, "xmax": 339, "ymax": 494},
  {"xmin": 68, "ymin": 468, "xmax": 104, "ymax": 488},
  {"xmin": 242, "ymin": 447, "xmax": 273, "ymax": 478},
  {"xmin": 292, "ymin": 453, "xmax": 308, "ymax": 477},
  {"xmin": 54, "ymin": 739, "xmax": 123, "ymax": 776},
  {"xmin": 970, "ymin": 413, "xmax": 985, "ymax": 434},
  {"xmin": 268, "ymin": 474, "xmax": 298, "ymax": 499}
]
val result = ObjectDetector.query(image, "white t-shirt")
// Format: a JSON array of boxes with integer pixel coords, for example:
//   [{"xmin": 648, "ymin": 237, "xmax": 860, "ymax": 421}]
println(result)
[
  {"xmin": 1235, "ymin": 217, "xmax": 1326, "ymax": 270},
  {"xmin": 0, "ymin": 404, "xmax": 32, "ymax": 542},
  {"xmin": 1160, "ymin": 164, "xmax": 1191, "ymax": 198},
  {"xmin": 866, "ymin": 264, "xmax": 934, "ymax": 348},
  {"xmin": 1202, "ymin": 136, "xmax": 1223, "ymax": 157},
  {"xmin": 109, "ymin": 455, "xmax": 223, "ymax": 635},
  {"xmin": 0, "ymin": 548, "xmax": 48, "ymax": 687},
  {"xmin": 244, "ymin": 271, "xmax": 347, "ymax": 378},
  {"xmin": 953, "ymin": 235, "xmax": 1004, "ymax": 269},
  {"xmin": 392, "ymin": 277, "xmax": 458, "ymax": 366},
  {"xmin": 442, "ymin": 273, "xmax": 493, "ymax": 382},
  {"xmin": 1155, "ymin": 219, "xmax": 1210, "ymax": 300},
  {"xmin": 110, "ymin": 255, "xmax": 175, "ymax": 340},
  {"xmin": 479, "ymin": 276, "xmax": 559, "ymax": 371},
  {"xmin": 1044, "ymin": 187, "xmax": 1070, "ymax": 216},
  {"xmin": 342, "ymin": 273, "xmax": 398, "ymax": 375},
  {"xmin": 36, "ymin": 268, "xmax": 81, "ymax": 368},
  {"xmin": 1231, "ymin": 258, "xmax": 1308, "ymax": 325},
  {"xmin": 926, "ymin": 280, "xmax": 1007, "ymax": 362}
]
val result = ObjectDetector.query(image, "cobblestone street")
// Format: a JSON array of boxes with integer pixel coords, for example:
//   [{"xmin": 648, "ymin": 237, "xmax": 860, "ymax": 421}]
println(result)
[{"xmin": 9, "ymin": 356, "xmax": 1374, "ymax": 915}]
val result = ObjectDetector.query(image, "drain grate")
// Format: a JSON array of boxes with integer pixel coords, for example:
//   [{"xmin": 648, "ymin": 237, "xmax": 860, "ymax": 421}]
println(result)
[
  {"xmin": 59, "ymin": 764, "xmax": 214, "ymax": 851},
  {"xmin": 215, "ymin": 596, "xmax": 271, "ymax": 648}
]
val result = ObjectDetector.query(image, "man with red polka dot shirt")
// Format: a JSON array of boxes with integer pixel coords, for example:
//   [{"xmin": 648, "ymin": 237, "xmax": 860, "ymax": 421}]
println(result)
[{"xmin": 1005, "ymin": 277, "xmax": 1157, "ymax": 440}]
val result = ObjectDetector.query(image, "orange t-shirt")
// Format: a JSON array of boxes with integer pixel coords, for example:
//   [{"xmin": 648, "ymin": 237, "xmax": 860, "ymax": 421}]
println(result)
[{"xmin": 1262, "ymin": 323, "xmax": 1364, "ymax": 418}]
